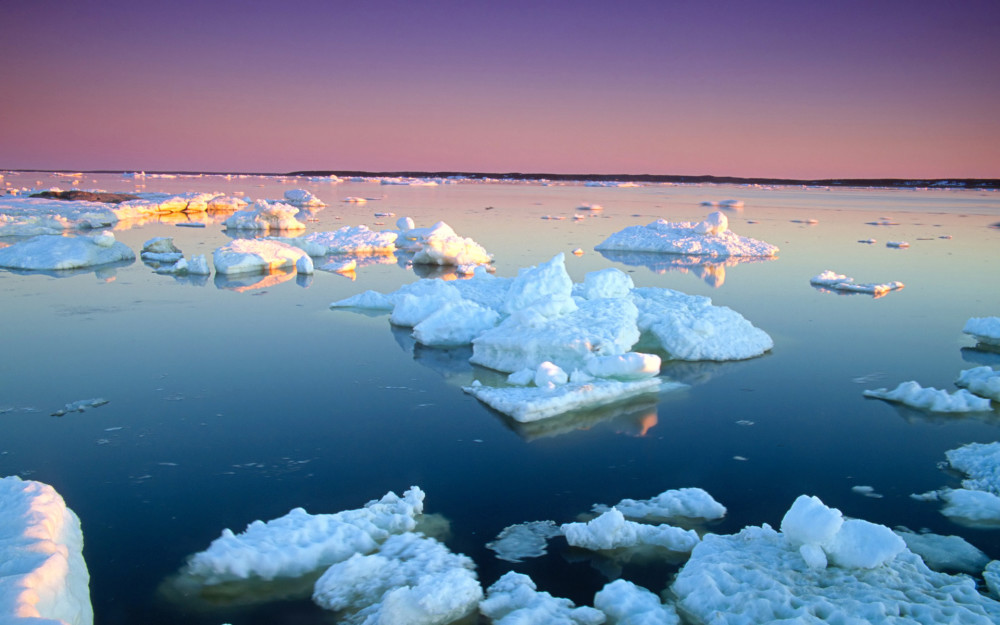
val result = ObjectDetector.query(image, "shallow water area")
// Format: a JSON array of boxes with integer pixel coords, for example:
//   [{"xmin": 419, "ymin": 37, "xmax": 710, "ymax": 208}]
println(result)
[{"xmin": 2, "ymin": 171, "xmax": 1000, "ymax": 624}]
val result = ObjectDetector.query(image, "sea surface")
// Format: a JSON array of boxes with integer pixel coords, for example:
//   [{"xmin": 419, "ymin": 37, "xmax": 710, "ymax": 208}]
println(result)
[{"xmin": 1, "ymin": 172, "xmax": 999, "ymax": 624}]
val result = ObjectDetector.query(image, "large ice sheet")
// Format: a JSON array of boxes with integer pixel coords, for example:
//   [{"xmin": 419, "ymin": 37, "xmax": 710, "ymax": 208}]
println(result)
[
  {"xmin": 312, "ymin": 532, "xmax": 482, "ymax": 625},
  {"xmin": 212, "ymin": 239, "xmax": 314, "ymax": 276},
  {"xmin": 595, "ymin": 212, "xmax": 778, "ymax": 258},
  {"xmin": 964, "ymin": 317, "xmax": 1000, "ymax": 347},
  {"xmin": 181, "ymin": 487, "xmax": 424, "ymax": 584},
  {"xmin": 479, "ymin": 571, "xmax": 605, "ymax": 625},
  {"xmin": 632, "ymin": 287, "xmax": 773, "ymax": 361},
  {"xmin": 0, "ymin": 476, "xmax": 92, "ymax": 625},
  {"xmin": 0, "ymin": 231, "xmax": 135, "ymax": 270},
  {"xmin": 561, "ymin": 508, "xmax": 700, "ymax": 553},
  {"xmin": 863, "ymin": 380, "xmax": 992, "ymax": 412},
  {"xmin": 593, "ymin": 487, "xmax": 727, "ymax": 523}
]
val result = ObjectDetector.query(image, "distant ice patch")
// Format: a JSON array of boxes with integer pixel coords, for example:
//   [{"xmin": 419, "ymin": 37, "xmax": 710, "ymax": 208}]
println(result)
[
  {"xmin": 810, "ymin": 270, "xmax": 904, "ymax": 297},
  {"xmin": 595, "ymin": 211, "xmax": 778, "ymax": 258}
]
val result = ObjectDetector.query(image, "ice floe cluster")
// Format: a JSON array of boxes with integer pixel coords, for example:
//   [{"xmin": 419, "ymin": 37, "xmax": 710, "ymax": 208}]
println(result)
[
  {"xmin": 595, "ymin": 211, "xmax": 778, "ymax": 258},
  {"xmin": 915, "ymin": 441, "xmax": 1000, "ymax": 529},
  {"xmin": 0, "ymin": 476, "xmax": 92, "ymax": 625},
  {"xmin": 333, "ymin": 253, "xmax": 771, "ymax": 421},
  {"xmin": 810, "ymin": 270, "xmax": 904, "ymax": 297},
  {"xmin": 141, "ymin": 237, "xmax": 211, "ymax": 276}
]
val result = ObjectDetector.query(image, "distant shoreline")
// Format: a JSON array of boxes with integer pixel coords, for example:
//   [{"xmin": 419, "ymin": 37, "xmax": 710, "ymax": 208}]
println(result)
[{"xmin": 5, "ymin": 168, "xmax": 999, "ymax": 190}]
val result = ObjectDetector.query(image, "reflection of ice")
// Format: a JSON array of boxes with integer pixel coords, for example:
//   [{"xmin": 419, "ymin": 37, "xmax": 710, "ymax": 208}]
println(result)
[
  {"xmin": 213, "ymin": 269, "xmax": 300, "ymax": 292},
  {"xmin": 961, "ymin": 346, "xmax": 1000, "ymax": 367},
  {"xmin": 484, "ymin": 393, "xmax": 668, "ymax": 442},
  {"xmin": 598, "ymin": 250, "xmax": 774, "ymax": 287}
]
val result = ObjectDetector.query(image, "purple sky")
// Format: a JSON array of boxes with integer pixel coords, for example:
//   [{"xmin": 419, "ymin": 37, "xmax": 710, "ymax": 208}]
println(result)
[{"xmin": 2, "ymin": 0, "xmax": 998, "ymax": 178}]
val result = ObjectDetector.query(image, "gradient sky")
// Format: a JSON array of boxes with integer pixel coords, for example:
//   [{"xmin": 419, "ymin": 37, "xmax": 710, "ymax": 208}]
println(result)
[{"xmin": 2, "ymin": 0, "xmax": 998, "ymax": 178}]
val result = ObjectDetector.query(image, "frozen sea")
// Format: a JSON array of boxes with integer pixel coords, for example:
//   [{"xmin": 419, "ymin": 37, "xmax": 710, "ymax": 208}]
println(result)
[{"xmin": 1, "ymin": 171, "xmax": 999, "ymax": 624}]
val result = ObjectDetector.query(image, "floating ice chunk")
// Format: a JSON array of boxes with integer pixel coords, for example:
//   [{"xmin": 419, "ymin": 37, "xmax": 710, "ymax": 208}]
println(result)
[
  {"xmin": 718, "ymin": 199, "xmax": 744, "ymax": 210},
  {"xmin": 331, "ymin": 290, "xmax": 394, "ymax": 311},
  {"xmin": 501, "ymin": 253, "xmax": 575, "ymax": 316},
  {"xmin": 223, "ymin": 200, "xmax": 305, "ymax": 232},
  {"xmin": 955, "ymin": 366, "xmax": 1000, "ymax": 401},
  {"xmin": 594, "ymin": 579, "xmax": 681, "ymax": 625},
  {"xmin": 576, "ymin": 268, "xmax": 634, "ymax": 300},
  {"xmin": 486, "ymin": 521, "xmax": 562, "ymax": 562},
  {"xmin": 851, "ymin": 485, "xmax": 883, "ymax": 498},
  {"xmin": 282, "ymin": 189, "xmax": 325, "ymax": 207},
  {"xmin": 0, "ymin": 195, "xmax": 119, "ymax": 235},
  {"xmin": 114, "ymin": 192, "xmax": 247, "ymax": 217},
  {"xmin": 561, "ymin": 508, "xmax": 700, "ymax": 553},
  {"xmin": 595, "ymin": 212, "xmax": 778, "ymax": 258},
  {"xmin": 886, "ymin": 240, "xmax": 910, "ymax": 248},
  {"xmin": 593, "ymin": 487, "xmax": 726, "ymax": 522},
  {"xmin": 824, "ymin": 519, "xmax": 905, "ymax": 569},
  {"xmin": 397, "ymin": 221, "xmax": 492, "ymax": 270},
  {"xmin": 312, "ymin": 533, "xmax": 482, "ymax": 625},
  {"xmin": 471, "ymin": 297, "xmax": 639, "ymax": 373},
  {"xmin": 584, "ymin": 352, "xmax": 660, "ymax": 381},
  {"xmin": 0, "ymin": 476, "xmax": 92, "ymax": 625},
  {"xmin": 937, "ymin": 489, "xmax": 1000, "ymax": 528},
  {"xmin": 412, "ymin": 300, "xmax": 500, "ymax": 347},
  {"xmin": 946, "ymin": 441, "xmax": 1000, "ymax": 495},
  {"xmin": 389, "ymin": 280, "xmax": 463, "ymax": 327},
  {"xmin": 51, "ymin": 398, "xmax": 109, "ymax": 417},
  {"xmin": 809, "ymin": 270, "xmax": 904, "ymax": 296},
  {"xmin": 894, "ymin": 528, "xmax": 990, "ymax": 573},
  {"xmin": 964, "ymin": 317, "xmax": 1000, "ymax": 347},
  {"xmin": 479, "ymin": 571, "xmax": 605, "ymax": 625},
  {"xmin": 780, "ymin": 495, "xmax": 844, "ymax": 548},
  {"xmin": 577, "ymin": 203, "xmax": 603, "ymax": 211},
  {"xmin": 141, "ymin": 237, "xmax": 183, "ymax": 263},
  {"xmin": 863, "ymin": 381, "xmax": 992, "ymax": 412},
  {"xmin": 344, "ymin": 196, "xmax": 367, "ymax": 203},
  {"xmin": 464, "ymin": 378, "xmax": 671, "ymax": 423},
  {"xmin": 212, "ymin": 239, "xmax": 314, "ymax": 276},
  {"xmin": 182, "ymin": 487, "xmax": 424, "ymax": 584},
  {"xmin": 632, "ymin": 287, "xmax": 773, "ymax": 361},
  {"xmin": 279, "ymin": 226, "xmax": 398, "ymax": 256},
  {"xmin": 0, "ymin": 231, "xmax": 135, "ymax": 270},
  {"xmin": 671, "ymin": 521, "xmax": 1000, "ymax": 624}
]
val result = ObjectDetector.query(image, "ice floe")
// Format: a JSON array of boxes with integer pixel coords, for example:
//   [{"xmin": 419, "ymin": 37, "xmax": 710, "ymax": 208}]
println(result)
[
  {"xmin": 479, "ymin": 571, "xmax": 604, "ymax": 625},
  {"xmin": 222, "ymin": 200, "xmax": 306, "ymax": 232},
  {"xmin": 486, "ymin": 521, "xmax": 562, "ymax": 563},
  {"xmin": 0, "ymin": 196, "xmax": 119, "ymax": 235},
  {"xmin": 312, "ymin": 532, "xmax": 482, "ymax": 625},
  {"xmin": 277, "ymin": 225, "xmax": 399, "ymax": 256},
  {"xmin": 810, "ymin": 270, "xmax": 904, "ymax": 297},
  {"xmin": 887, "ymin": 240, "xmax": 910, "ymax": 248},
  {"xmin": 282, "ymin": 189, "xmax": 325, "ymax": 208},
  {"xmin": 894, "ymin": 528, "xmax": 990, "ymax": 573},
  {"xmin": 956, "ymin": 366, "xmax": 1000, "ymax": 401},
  {"xmin": 51, "ymin": 398, "xmax": 108, "ymax": 417},
  {"xmin": 863, "ymin": 381, "xmax": 992, "ymax": 412},
  {"xmin": 561, "ymin": 508, "xmax": 701, "ymax": 553},
  {"xmin": 180, "ymin": 487, "xmax": 425, "ymax": 585},
  {"xmin": 0, "ymin": 476, "xmax": 92, "ymax": 625},
  {"xmin": 213, "ymin": 239, "xmax": 314, "ymax": 276},
  {"xmin": 671, "ymin": 494, "xmax": 1000, "ymax": 624},
  {"xmin": 0, "ymin": 231, "xmax": 135, "ymax": 271},
  {"xmin": 964, "ymin": 317, "xmax": 1000, "ymax": 347},
  {"xmin": 592, "ymin": 487, "xmax": 727, "ymax": 523},
  {"xmin": 595, "ymin": 211, "xmax": 778, "ymax": 258},
  {"xmin": 395, "ymin": 220, "xmax": 493, "ymax": 273},
  {"xmin": 595, "ymin": 578, "xmax": 680, "ymax": 625}
]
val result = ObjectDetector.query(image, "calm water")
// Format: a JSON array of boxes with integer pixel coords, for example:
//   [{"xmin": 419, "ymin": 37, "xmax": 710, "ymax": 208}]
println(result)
[{"xmin": 1, "ymin": 172, "xmax": 999, "ymax": 624}]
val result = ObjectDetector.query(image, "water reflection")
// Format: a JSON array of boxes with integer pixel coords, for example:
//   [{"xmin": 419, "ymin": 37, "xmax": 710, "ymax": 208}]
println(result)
[
  {"xmin": 2, "ymin": 259, "xmax": 133, "ymax": 281},
  {"xmin": 961, "ymin": 346, "xmax": 1000, "ymax": 367},
  {"xmin": 597, "ymin": 250, "xmax": 774, "ymax": 287},
  {"xmin": 213, "ymin": 268, "xmax": 309, "ymax": 293}
]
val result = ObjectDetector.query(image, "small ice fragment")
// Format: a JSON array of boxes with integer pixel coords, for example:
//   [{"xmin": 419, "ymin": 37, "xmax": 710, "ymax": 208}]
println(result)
[
  {"xmin": 572, "ymin": 248, "xmax": 584, "ymax": 255},
  {"xmin": 486, "ymin": 520, "xmax": 562, "ymax": 562},
  {"xmin": 851, "ymin": 485, "xmax": 883, "ymax": 498},
  {"xmin": 886, "ymin": 241, "xmax": 909, "ymax": 248}
]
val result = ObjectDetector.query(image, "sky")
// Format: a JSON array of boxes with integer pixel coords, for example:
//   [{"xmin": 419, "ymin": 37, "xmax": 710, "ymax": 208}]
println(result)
[{"xmin": 2, "ymin": 0, "xmax": 998, "ymax": 179}]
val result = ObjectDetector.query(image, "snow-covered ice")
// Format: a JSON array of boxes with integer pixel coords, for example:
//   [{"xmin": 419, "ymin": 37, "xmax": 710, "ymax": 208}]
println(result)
[
  {"xmin": 213, "ymin": 239, "xmax": 314, "ymax": 276},
  {"xmin": 863, "ymin": 380, "xmax": 992, "ymax": 412},
  {"xmin": 0, "ymin": 231, "xmax": 135, "ymax": 271},
  {"xmin": 670, "ymin": 495, "xmax": 1000, "ymax": 624},
  {"xmin": 395, "ymin": 220, "xmax": 493, "ymax": 273},
  {"xmin": 956, "ymin": 366, "xmax": 1000, "ymax": 401},
  {"xmin": 479, "ymin": 571, "xmax": 604, "ymax": 625},
  {"xmin": 594, "ymin": 579, "xmax": 680, "ymax": 625},
  {"xmin": 486, "ymin": 521, "xmax": 562, "ymax": 563},
  {"xmin": 592, "ymin": 487, "xmax": 727, "ymax": 523},
  {"xmin": 282, "ymin": 189, "xmax": 325, "ymax": 208},
  {"xmin": 595, "ymin": 212, "xmax": 778, "ymax": 258},
  {"xmin": 964, "ymin": 317, "xmax": 1000, "ymax": 347},
  {"xmin": 277, "ymin": 225, "xmax": 398, "ymax": 256},
  {"xmin": 0, "ymin": 196, "xmax": 118, "ymax": 235},
  {"xmin": 180, "ymin": 487, "xmax": 424, "ymax": 584},
  {"xmin": 810, "ymin": 270, "xmax": 904, "ymax": 296},
  {"xmin": 0, "ymin": 476, "xmax": 92, "ymax": 625},
  {"xmin": 311, "ymin": 532, "xmax": 482, "ymax": 625},
  {"xmin": 561, "ymin": 508, "xmax": 701, "ymax": 553},
  {"xmin": 223, "ymin": 200, "xmax": 306, "ymax": 232},
  {"xmin": 412, "ymin": 300, "xmax": 500, "ymax": 347}
]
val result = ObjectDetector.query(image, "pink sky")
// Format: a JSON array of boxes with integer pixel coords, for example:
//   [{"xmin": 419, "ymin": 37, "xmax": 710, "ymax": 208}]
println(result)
[{"xmin": 2, "ymin": 0, "xmax": 998, "ymax": 178}]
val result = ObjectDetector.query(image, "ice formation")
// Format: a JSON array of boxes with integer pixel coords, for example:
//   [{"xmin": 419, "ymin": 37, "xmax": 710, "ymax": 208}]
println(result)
[
  {"xmin": 395, "ymin": 220, "xmax": 493, "ymax": 273},
  {"xmin": 887, "ymin": 240, "xmax": 910, "ymax": 248},
  {"xmin": 51, "ymin": 398, "xmax": 108, "ymax": 417},
  {"xmin": 810, "ymin": 270, "xmax": 904, "ymax": 296},
  {"xmin": 595, "ymin": 212, "xmax": 778, "ymax": 258},
  {"xmin": 282, "ymin": 189, "xmax": 325, "ymax": 207},
  {"xmin": 181, "ymin": 487, "xmax": 424, "ymax": 584},
  {"xmin": 479, "ymin": 571, "xmax": 604, "ymax": 625},
  {"xmin": 312, "ymin": 532, "xmax": 482, "ymax": 625},
  {"xmin": 894, "ymin": 528, "xmax": 990, "ymax": 573},
  {"xmin": 914, "ymin": 442, "xmax": 1000, "ymax": 527},
  {"xmin": 486, "ymin": 521, "xmax": 562, "ymax": 562},
  {"xmin": 561, "ymin": 508, "xmax": 700, "ymax": 553},
  {"xmin": 863, "ymin": 381, "xmax": 992, "ymax": 412},
  {"xmin": 277, "ymin": 225, "xmax": 398, "ymax": 256},
  {"xmin": 592, "ymin": 487, "xmax": 727, "ymax": 522},
  {"xmin": 594, "ymin": 579, "xmax": 681, "ymax": 625},
  {"xmin": 987, "ymin": 561, "xmax": 1000, "ymax": 600},
  {"xmin": 964, "ymin": 317, "xmax": 1000, "ymax": 347},
  {"xmin": 671, "ymin": 495, "xmax": 1000, "ymax": 624},
  {"xmin": 223, "ymin": 200, "xmax": 306, "ymax": 232},
  {"xmin": 113, "ymin": 192, "xmax": 247, "ymax": 218},
  {"xmin": 0, "ymin": 196, "xmax": 118, "ymax": 235},
  {"xmin": 0, "ymin": 476, "xmax": 92, "ymax": 625},
  {"xmin": 213, "ymin": 239, "xmax": 314, "ymax": 276},
  {"xmin": 956, "ymin": 366, "xmax": 1000, "ymax": 401},
  {"xmin": 0, "ymin": 231, "xmax": 135, "ymax": 270}
]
